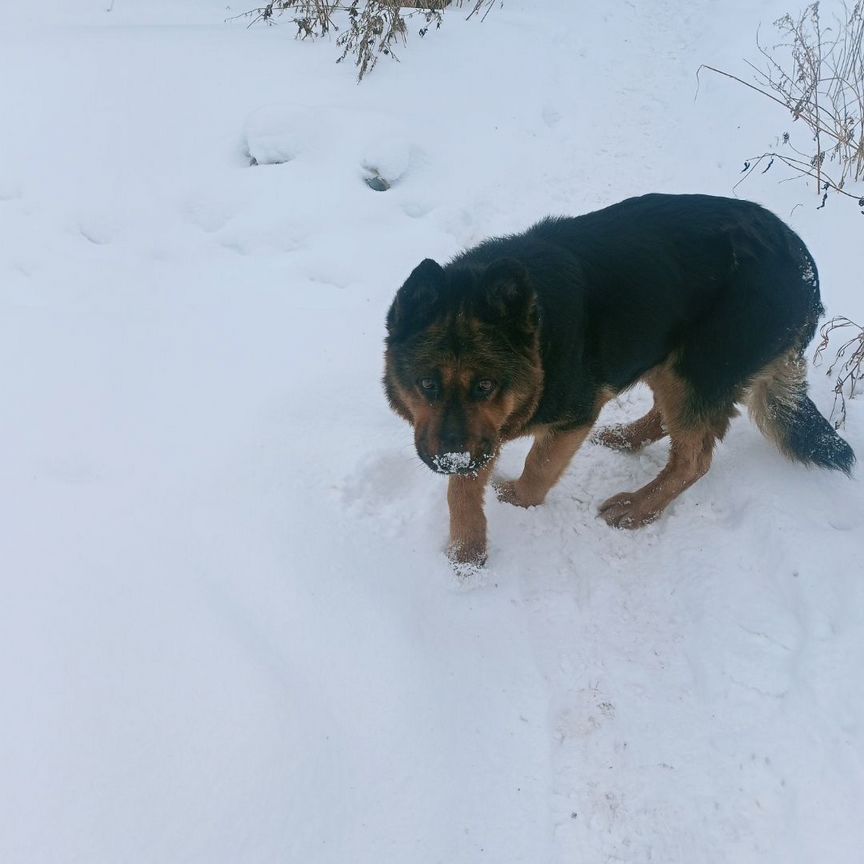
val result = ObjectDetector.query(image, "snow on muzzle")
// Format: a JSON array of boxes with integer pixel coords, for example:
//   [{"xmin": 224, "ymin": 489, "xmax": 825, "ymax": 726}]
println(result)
[{"xmin": 431, "ymin": 450, "xmax": 492, "ymax": 476}]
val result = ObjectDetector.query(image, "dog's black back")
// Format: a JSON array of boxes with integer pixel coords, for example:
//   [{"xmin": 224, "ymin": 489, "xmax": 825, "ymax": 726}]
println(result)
[{"xmin": 450, "ymin": 194, "xmax": 822, "ymax": 430}]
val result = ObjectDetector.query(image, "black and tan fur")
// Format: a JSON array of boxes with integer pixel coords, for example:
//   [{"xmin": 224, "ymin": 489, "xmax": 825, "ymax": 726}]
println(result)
[{"xmin": 384, "ymin": 194, "xmax": 855, "ymax": 566}]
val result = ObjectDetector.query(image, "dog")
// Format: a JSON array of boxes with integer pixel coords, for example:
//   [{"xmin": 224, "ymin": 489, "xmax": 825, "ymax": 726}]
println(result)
[{"xmin": 383, "ymin": 193, "xmax": 855, "ymax": 567}]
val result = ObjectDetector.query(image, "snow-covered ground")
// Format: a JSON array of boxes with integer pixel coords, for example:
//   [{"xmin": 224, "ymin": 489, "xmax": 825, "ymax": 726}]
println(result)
[{"xmin": 1, "ymin": 1, "xmax": 862, "ymax": 861}]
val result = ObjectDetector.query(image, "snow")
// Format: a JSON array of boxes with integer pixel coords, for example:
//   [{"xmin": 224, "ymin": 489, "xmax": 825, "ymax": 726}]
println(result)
[
  {"xmin": 1, "ymin": 1, "xmax": 862, "ymax": 862},
  {"xmin": 433, "ymin": 451, "xmax": 474, "ymax": 473}
]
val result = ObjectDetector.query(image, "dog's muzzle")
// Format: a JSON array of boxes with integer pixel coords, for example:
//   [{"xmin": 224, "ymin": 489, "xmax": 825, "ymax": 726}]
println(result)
[{"xmin": 427, "ymin": 450, "xmax": 493, "ymax": 477}]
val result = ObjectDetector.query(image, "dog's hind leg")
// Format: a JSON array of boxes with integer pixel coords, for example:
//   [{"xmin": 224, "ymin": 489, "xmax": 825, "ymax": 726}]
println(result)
[
  {"xmin": 495, "ymin": 424, "xmax": 594, "ymax": 508},
  {"xmin": 598, "ymin": 428, "xmax": 716, "ymax": 528},
  {"xmin": 593, "ymin": 400, "xmax": 667, "ymax": 452},
  {"xmin": 598, "ymin": 362, "xmax": 734, "ymax": 528}
]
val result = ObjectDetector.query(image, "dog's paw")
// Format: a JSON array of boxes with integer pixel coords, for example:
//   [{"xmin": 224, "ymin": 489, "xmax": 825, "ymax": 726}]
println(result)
[
  {"xmin": 598, "ymin": 492, "xmax": 660, "ymax": 529},
  {"xmin": 493, "ymin": 478, "xmax": 523, "ymax": 506},
  {"xmin": 447, "ymin": 540, "xmax": 487, "ymax": 572},
  {"xmin": 492, "ymin": 478, "xmax": 542, "ymax": 508},
  {"xmin": 449, "ymin": 557, "xmax": 485, "ymax": 580},
  {"xmin": 592, "ymin": 425, "xmax": 636, "ymax": 451}
]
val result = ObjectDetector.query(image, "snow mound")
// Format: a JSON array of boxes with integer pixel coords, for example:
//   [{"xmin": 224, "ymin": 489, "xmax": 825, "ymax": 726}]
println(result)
[
  {"xmin": 243, "ymin": 104, "xmax": 316, "ymax": 165},
  {"xmin": 244, "ymin": 103, "xmax": 420, "ymax": 191}
]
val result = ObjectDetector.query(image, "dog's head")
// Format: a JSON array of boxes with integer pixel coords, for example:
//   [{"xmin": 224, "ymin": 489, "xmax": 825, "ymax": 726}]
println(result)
[{"xmin": 384, "ymin": 257, "xmax": 543, "ymax": 475}]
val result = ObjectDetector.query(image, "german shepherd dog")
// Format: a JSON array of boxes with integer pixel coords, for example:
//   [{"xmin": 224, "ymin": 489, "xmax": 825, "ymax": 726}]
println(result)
[{"xmin": 383, "ymin": 194, "xmax": 855, "ymax": 567}]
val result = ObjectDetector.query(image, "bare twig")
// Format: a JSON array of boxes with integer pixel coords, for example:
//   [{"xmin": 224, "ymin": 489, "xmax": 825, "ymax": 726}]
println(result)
[
  {"xmin": 702, "ymin": 2, "xmax": 864, "ymax": 202},
  {"xmin": 698, "ymin": 64, "xmax": 802, "ymax": 116},
  {"xmin": 733, "ymin": 150, "xmax": 864, "ymax": 201},
  {"xmin": 814, "ymin": 315, "xmax": 864, "ymax": 427},
  {"xmin": 466, "ymin": 0, "xmax": 497, "ymax": 21}
]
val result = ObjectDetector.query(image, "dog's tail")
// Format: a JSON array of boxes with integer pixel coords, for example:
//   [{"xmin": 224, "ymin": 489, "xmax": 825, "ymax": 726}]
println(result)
[{"xmin": 747, "ymin": 351, "xmax": 855, "ymax": 474}]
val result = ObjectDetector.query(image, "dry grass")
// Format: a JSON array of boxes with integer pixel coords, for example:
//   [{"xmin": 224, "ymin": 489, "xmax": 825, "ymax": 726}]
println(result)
[
  {"xmin": 231, "ymin": 1, "xmax": 498, "ymax": 80},
  {"xmin": 701, "ymin": 2, "xmax": 864, "ymax": 208},
  {"xmin": 814, "ymin": 316, "xmax": 864, "ymax": 427}
]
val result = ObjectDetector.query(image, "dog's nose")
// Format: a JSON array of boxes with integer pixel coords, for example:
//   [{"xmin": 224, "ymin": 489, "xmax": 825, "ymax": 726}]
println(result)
[{"xmin": 439, "ymin": 432, "xmax": 465, "ymax": 454}]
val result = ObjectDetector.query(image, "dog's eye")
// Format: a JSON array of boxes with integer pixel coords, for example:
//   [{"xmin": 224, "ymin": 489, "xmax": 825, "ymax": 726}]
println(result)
[
  {"xmin": 419, "ymin": 377, "xmax": 437, "ymax": 392},
  {"xmin": 475, "ymin": 379, "xmax": 496, "ymax": 395}
]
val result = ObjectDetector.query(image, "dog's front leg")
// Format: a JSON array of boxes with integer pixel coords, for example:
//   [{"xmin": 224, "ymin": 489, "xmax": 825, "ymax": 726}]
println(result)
[
  {"xmin": 447, "ymin": 461, "xmax": 494, "ymax": 568},
  {"xmin": 495, "ymin": 424, "xmax": 594, "ymax": 508}
]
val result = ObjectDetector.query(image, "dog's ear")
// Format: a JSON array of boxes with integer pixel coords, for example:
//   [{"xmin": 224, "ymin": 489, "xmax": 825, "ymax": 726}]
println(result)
[
  {"xmin": 387, "ymin": 258, "xmax": 445, "ymax": 336},
  {"xmin": 480, "ymin": 258, "xmax": 537, "ymax": 329}
]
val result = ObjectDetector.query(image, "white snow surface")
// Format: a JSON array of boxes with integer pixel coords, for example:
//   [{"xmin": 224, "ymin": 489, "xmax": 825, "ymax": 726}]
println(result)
[{"xmin": 1, "ymin": 1, "xmax": 863, "ymax": 862}]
